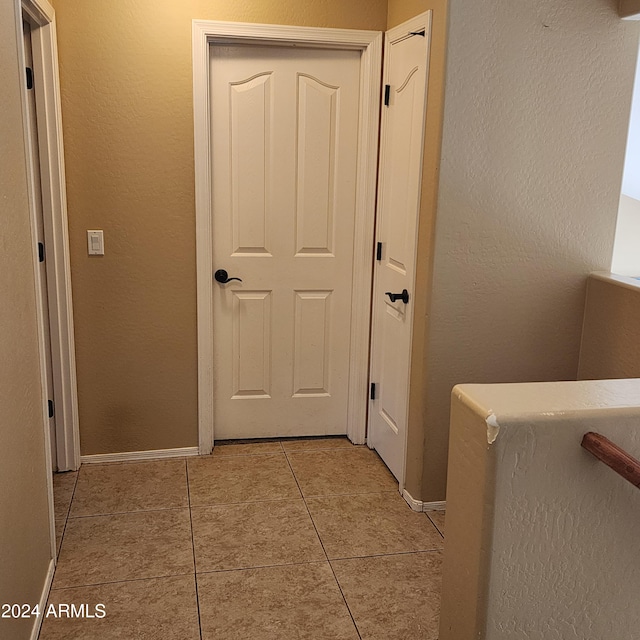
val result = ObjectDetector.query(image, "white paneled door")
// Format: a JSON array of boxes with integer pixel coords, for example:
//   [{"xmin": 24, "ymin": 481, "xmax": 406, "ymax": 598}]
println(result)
[
  {"xmin": 369, "ymin": 14, "xmax": 432, "ymax": 482},
  {"xmin": 210, "ymin": 44, "xmax": 361, "ymax": 439}
]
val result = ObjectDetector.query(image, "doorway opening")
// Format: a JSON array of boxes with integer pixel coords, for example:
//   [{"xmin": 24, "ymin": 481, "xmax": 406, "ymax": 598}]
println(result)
[{"xmin": 193, "ymin": 21, "xmax": 382, "ymax": 454}]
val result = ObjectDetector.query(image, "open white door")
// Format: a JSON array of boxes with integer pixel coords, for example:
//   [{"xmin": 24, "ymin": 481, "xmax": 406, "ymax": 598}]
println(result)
[{"xmin": 369, "ymin": 12, "xmax": 432, "ymax": 483}]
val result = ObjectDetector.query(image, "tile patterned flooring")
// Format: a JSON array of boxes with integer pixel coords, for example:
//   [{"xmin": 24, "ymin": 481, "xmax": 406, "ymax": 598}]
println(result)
[{"xmin": 43, "ymin": 437, "xmax": 444, "ymax": 639}]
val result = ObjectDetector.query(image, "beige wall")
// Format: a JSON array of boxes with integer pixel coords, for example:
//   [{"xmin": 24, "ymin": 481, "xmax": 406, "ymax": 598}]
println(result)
[
  {"xmin": 0, "ymin": 4, "xmax": 54, "ymax": 638},
  {"xmin": 420, "ymin": 0, "xmax": 640, "ymax": 501},
  {"xmin": 50, "ymin": 0, "xmax": 388, "ymax": 455},
  {"xmin": 578, "ymin": 273, "xmax": 640, "ymax": 380},
  {"xmin": 620, "ymin": 0, "xmax": 640, "ymax": 18},
  {"xmin": 386, "ymin": 0, "xmax": 449, "ymax": 500}
]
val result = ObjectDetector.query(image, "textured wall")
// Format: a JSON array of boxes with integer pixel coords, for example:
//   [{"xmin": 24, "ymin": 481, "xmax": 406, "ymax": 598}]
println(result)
[
  {"xmin": 578, "ymin": 273, "xmax": 640, "ymax": 379},
  {"xmin": 50, "ymin": 0, "xmax": 388, "ymax": 455},
  {"xmin": 386, "ymin": 0, "xmax": 449, "ymax": 500},
  {"xmin": 0, "ymin": 4, "xmax": 54, "ymax": 639},
  {"xmin": 441, "ymin": 380, "xmax": 640, "ymax": 639},
  {"xmin": 421, "ymin": 0, "xmax": 640, "ymax": 501}
]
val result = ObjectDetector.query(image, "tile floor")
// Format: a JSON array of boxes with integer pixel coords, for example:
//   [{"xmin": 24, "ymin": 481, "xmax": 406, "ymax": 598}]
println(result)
[{"xmin": 43, "ymin": 437, "xmax": 445, "ymax": 640}]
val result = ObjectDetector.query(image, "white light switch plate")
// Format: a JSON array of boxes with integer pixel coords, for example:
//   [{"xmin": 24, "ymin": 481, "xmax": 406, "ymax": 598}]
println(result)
[{"xmin": 87, "ymin": 230, "xmax": 104, "ymax": 255}]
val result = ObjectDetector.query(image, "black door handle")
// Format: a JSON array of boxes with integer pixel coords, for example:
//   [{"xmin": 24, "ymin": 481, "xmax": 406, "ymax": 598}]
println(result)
[
  {"xmin": 385, "ymin": 289, "xmax": 409, "ymax": 304},
  {"xmin": 214, "ymin": 269, "xmax": 242, "ymax": 284}
]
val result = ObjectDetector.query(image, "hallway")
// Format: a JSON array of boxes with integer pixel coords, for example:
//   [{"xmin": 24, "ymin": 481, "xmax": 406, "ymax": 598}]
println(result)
[{"xmin": 43, "ymin": 438, "xmax": 444, "ymax": 639}]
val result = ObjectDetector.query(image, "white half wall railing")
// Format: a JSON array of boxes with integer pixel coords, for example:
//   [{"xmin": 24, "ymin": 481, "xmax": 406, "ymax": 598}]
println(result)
[{"xmin": 439, "ymin": 379, "xmax": 640, "ymax": 640}]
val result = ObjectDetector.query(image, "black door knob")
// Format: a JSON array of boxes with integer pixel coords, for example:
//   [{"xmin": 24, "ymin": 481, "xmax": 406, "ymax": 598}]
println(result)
[
  {"xmin": 214, "ymin": 269, "xmax": 242, "ymax": 284},
  {"xmin": 385, "ymin": 289, "xmax": 409, "ymax": 304}
]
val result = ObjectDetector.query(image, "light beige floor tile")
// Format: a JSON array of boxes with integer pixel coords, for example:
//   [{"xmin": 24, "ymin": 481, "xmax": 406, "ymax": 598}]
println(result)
[
  {"xmin": 197, "ymin": 563, "xmax": 359, "ymax": 640},
  {"xmin": 70, "ymin": 459, "xmax": 188, "ymax": 517},
  {"xmin": 187, "ymin": 454, "xmax": 300, "ymax": 506},
  {"xmin": 55, "ymin": 519, "xmax": 66, "ymax": 557},
  {"xmin": 192, "ymin": 500, "xmax": 325, "ymax": 572},
  {"xmin": 39, "ymin": 575, "xmax": 200, "ymax": 640},
  {"xmin": 212, "ymin": 441, "xmax": 283, "ymax": 457},
  {"xmin": 332, "ymin": 552, "xmax": 443, "ymax": 640},
  {"xmin": 281, "ymin": 437, "xmax": 356, "ymax": 452},
  {"xmin": 53, "ymin": 509, "xmax": 193, "ymax": 588},
  {"xmin": 427, "ymin": 510, "xmax": 445, "ymax": 536},
  {"xmin": 53, "ymin": 471, "xmax": 78, "ymax": 519},
  {"xmin": 287, "ymin": 448, "xmax": 396, "ymax": 497},
  {"xmin": 306, "ymin": 492, "xmax": 443, "ymax": 559}
]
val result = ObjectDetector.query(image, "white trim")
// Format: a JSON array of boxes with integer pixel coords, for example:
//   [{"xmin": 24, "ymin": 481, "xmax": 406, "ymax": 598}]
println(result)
[
  {"xmin": 402, "ymin": 488, "xmax": 446, "ymax": 512},
  {"xmin": 29, "ymin": 558, "xmax": 55, "ymax": 640},
  {"xmin": 193, "ymin": 20, "xmax": 382, "ymax": 453},
  {"xmin": 590, "ymin": 270, "xmax": 640, "ymax": 293},
  {"xmin": 402, "ymin": 488, "xmax": 425, "ymax": 512},
  {"xmin": 81, "ymin": 447, "xmax": 200, "ymax": 464},
  {"xmin": 20, "ymin": 0, "xmax": 80, "ymax": 473}
]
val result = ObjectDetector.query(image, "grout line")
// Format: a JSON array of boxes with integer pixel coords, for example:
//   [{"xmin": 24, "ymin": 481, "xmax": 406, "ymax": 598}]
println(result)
[
  {"xmin": 50, "ymin": 571, "xmax": 197, "ymax": 592},
  {"xmin": 56, "ymin": 469, "xmax": 80, "ymax": 562},
  {"xmin": 67, "ymin": 505, "xmax": 191, "ymax": 519},
  {"xmin": 280, "ymin": 446, "xmax": 363, "ymax": 453},
  {"xmin": 190, "ymin": 497, "xmax": 306, "ymax": 511},
  {"xmin": 303, "ymin": 489, "xmax": 398, "ymax": 499},
  {"xmin": 329, "ymin": 548, "xmax": 444, "ymax": 563},
  {"xmin": 425, "ymin": 512, "xmax": 445, "ymax": 539},
  {"xmin": 196, "ymin": 559, "xmax": 332, "ymax": 576},
  {"xmin": 282, "ymin": 449, "xmax": 362, "ymax": 640},
  {"xmin": 49, "ymin": 549, "xmax": 444, "ymax": 592},
  {"xmin": 186, "ymin": 458, "xmax": 204, "ymax": 640},
  {"xmin": 208, "ymin": 451, "xmax": 285, "ymax": 458}
]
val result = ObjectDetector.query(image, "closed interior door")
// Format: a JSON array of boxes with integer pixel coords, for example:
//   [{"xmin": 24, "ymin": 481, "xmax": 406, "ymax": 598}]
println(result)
[
  {"xmin": 210, "ymin": 44, "xmax": 361, "ymax": 439},
  {"xmin": 369, "ymin": 15, "xmax": 431, "ymax": 482}
]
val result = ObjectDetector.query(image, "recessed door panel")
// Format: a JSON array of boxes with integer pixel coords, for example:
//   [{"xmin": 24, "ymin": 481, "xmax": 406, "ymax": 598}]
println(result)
[
  {"xmin": 386, "ymin": 67, "xmax": 420, "ymax": 276},
  {"xmin": 230, "ymin": 72, "xmax": 273, "ymax": 256},
  {"xmin": 232, "ymin": 291, "xmax": 272, "ymax": 398},
  {"xmin": 293, "ymin": 290, "xmax": 332, "ymax": 396},
  {"xmin": 295, "ymin": 74, "xmax": 338, "ymax": 256}
]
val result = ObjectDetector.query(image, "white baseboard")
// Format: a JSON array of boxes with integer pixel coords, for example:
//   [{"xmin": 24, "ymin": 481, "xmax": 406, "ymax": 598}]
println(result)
[
  {"xmin": 423, "ymin": 500, "xmax": 446, "ymax": 512},
  {"xmin": 402, "ymin": 489, "xmax": 446, "ymax": 513},
  {"xmin": 30, "ymin": 558, "xmax": 55, "ymax": 640},
  {"xmin": 80, "ymin": 446, "xmax": 199, "ymax": 464}
]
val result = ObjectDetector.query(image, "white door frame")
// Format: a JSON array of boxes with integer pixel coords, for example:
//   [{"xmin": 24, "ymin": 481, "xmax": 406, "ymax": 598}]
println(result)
[
  {"xmin": 17, "ymin": 0, "xmax": 81, "ymax": 475},
  {"xmin": 193, "ymin": 20, "xmax": 382, "ymax": 453}
]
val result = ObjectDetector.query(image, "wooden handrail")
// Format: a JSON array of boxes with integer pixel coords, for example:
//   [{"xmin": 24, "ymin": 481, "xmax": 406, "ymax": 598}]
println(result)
[{"xmin": 581, "ymin": 432, "xmax": 640, "ymax": 488}]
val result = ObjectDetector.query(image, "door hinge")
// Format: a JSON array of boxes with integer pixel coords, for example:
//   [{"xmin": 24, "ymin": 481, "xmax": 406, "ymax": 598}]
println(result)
[
  {"xmin": 370, "ymin": 383, "xmax": 376, "ymax": 400},
  {"xmin": 38, "ymin": 242, "xmax": 45, "ymax": 263},
  {"xmin": 384, "ymin": 84, "xmax": 391, "ymax": 107},
  {"xmin": 48, "ymin": 399, "xmax": 54, "ymax": 419},
  {"xmin": 376, "ymin": 242, "xmax": 382, "ymax": 261},
  {"xmin": 26, "ymin": 66, "xmax": 34, "ymax": 90}
]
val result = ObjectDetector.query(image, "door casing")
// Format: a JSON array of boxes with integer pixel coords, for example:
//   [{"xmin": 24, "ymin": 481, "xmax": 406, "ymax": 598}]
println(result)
[
  {"xmin": 193, "ymin": 20, "xmax": 382, "ymax": 453},
  {"xmin": 18, "ymin": 0, "xmax": 80, "ymax": 476}
]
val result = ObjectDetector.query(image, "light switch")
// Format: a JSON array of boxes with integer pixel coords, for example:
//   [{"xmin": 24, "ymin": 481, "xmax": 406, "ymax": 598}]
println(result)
[{"xmin": 87, "ymin": 230, "xmax": 104, "ymax": 256}]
